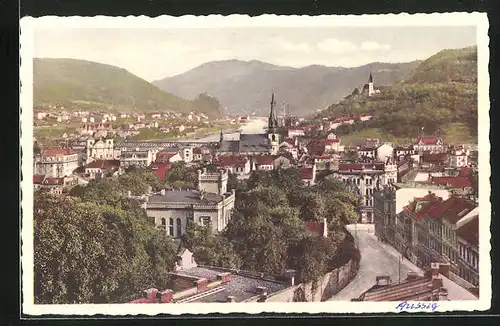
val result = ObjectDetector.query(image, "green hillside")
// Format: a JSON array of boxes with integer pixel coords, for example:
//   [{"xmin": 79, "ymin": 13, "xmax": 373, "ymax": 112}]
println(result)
[
  {"xmin": 33, "ymin": 58, "xmax": 222, "ymax": 117},
  {"xmin": 316, "ymin": 46, "xmax": 478, "ymax": 145}
]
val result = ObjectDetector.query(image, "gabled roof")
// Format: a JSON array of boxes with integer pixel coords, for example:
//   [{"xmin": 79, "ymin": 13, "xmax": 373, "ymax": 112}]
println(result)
[
  {"xmin": 43, "ymin": 177, "xmax": 64, "ymax": 185},
  {"xmin": 33, "ymin": 175, "xmax": 46, "ymax": 184},
  {"xmin": 299, "ymin": 167, "xmax": 314, "ymax": 180},
  {"xmin": 156, "ymin": 151, "xmax": 179, "ymax": 163},
  {"xmin": 426, "ymin": 196, "xmax": 476, "ymax": 224},
  {"xmin": 430, "ymin": 176, "xmax": 472, "ymax": 189},
  {"xmin": 254, "ymin": 155, "xmax": 275, "ymax": 165},
  {"xmin": 416, "ymin": 136, "xmax": 443, "ymax": 145},
  {"xmin": 216, "ymin": 155, "xmax": 248, "ymax": 166}
]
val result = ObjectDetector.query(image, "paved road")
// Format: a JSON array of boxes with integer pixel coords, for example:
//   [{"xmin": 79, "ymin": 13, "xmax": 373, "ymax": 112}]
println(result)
[{"xmin": 329, "ymin": 225, "xmax": 423, "ymax": 301}]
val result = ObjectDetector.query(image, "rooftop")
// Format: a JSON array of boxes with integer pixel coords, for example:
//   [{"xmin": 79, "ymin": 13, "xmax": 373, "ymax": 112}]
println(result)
[
  {"xmin": 176, "ymin": 266, "xmax": 290, "ymax": 302},
  {"xmin": 148, "ymin": 190, "xmax": 224, "ymax": 205},
  {"xmin": 456, "ymin": 216, "xmax": 479, "ymax": 247}
]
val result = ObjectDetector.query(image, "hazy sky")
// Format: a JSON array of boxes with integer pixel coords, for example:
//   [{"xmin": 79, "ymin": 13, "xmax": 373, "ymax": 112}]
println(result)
[{"xmin": 34, "ymin": 26, "xmax": 476, "ymax": 82}]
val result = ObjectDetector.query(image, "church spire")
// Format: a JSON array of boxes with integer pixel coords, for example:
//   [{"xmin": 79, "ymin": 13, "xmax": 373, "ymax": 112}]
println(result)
[
  {"xmin": 268, "ymin": 92, "xmax": 277, "ymax": 131},
  {"xmin": 368, "ymin": 70, "xmax": 373, "ymax": 83}
]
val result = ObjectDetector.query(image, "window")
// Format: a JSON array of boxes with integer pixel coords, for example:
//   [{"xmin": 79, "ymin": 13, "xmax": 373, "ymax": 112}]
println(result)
[
  {"xmin": 161, "ymin": 218, "xmax": 166, "ymax": 226},
  {"xmin": 200, "ymin": 216, "xmax": 211, "ymax": 227},
  {"xmin": 176, "ymin": 218, "xmax": 182, "ymax": 237},
  {"xmin": 169, "ymin": 218, "xmax": 174, "ymax": 236}
]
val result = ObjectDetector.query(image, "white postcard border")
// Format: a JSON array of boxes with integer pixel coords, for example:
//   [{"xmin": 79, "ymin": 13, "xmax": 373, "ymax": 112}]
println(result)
[{"xmin": 20, "ymin": 12, "xmax": 491, "ymax": 315}]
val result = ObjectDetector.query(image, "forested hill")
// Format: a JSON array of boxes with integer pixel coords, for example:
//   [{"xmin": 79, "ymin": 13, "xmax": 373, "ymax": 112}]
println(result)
[
  {"xmin": 315, "ymin": 46, "xmax": 478, "ymax": 143},
  {"xmin": 33, "ymin": 58, "xmax": 222, "ymax": 117}
]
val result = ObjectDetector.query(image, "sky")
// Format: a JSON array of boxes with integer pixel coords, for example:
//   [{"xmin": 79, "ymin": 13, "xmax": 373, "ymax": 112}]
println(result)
[{"xmin": 33, "ymin": 26, "xmax": 476, "ymax": 82}]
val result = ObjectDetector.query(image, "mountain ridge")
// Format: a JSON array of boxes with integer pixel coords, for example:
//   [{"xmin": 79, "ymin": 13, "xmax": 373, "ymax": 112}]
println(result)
[
  {"xmin": 153, "ymin": 59, "xmax": 421, "ymax": 116},
  {"xmin": 33, "ymin": 58, "xmax": 222, "ymax": 117}
]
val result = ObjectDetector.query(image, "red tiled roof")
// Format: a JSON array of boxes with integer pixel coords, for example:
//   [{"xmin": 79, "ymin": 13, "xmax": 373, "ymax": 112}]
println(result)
[
  {"xmin": 86, "ymin": 159, "xmax": 120, "ymax": 170},
  {"xmin": 217, "ymin": 156, "xmax": 248, "ymax": 166},
  {"xmin": 359, "ymin": 114, "xmax": 372, "ymax": 117},
  {"xmin": 150, "ymin": 163, "xmax": 172, "ymax": 181},
  {"xmin": 416, "ymin": 136, "xmax": 443, "ymax": 145},
  {"xmin": 43, "ymin": 148, "xmax": 75, "ymax": 157},
  {"xmin": 422, "ymin": 153, "xmax": 447, "ymax": 163},
  {"xmin": 135, "ymin": 122, "xmax": 145, "ymax": 125},
  {"xmin": 43, "ymin": 177, "xmax": 64, "ymax": 185},
  {"xmin": 326, "ymin": 138, "xmax": 341, "ymax": 144},
  {"xmin": 284, "ymin": 138, "xmax": 296, "ymax": 146},
  {"xmin": 193, "ymin": 147, "xmax": 202, "ymax": 154},
  {"xmin": 307, "ymin": 140, "xmax": 326, "ymax": 156},
  {"xmin": 33, "ymin": 175, "xmax": 46, "ymax": 184},
  {"xmin": 305, "ymin": 221, "xmax": 325, "ymax": 235},
  {"xmin": 458, "ymin": 167, "xmax": 473, "ymax": 177},
  {"xmin": 338, "ymin": 163, "xmax": 385, "ymax": 171},
  {"xmin": 457, "ymin": 217, "xmax": 479, "ymax": 247},
  {"xmin": 254, "ymin": 155, "xmax": 275, "ymax": 165},
  {"xmin": 431, "ymin": 176, "xmax": 472, "ymax": 189},
  {"xmin": 426, "ymin": 196, "xmax": 476, "ymax": 224},
  {"xmin": 156, "ymin": 152, "xmax": 178, "ymax": 163},
  {"xmin": 299, "ymin": 167, "xmax": 314, "ymax": 180}
]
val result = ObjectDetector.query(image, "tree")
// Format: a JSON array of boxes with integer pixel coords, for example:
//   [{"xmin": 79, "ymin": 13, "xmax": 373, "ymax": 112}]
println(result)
[
  {"xmin": 164, "ymin": 162, "xmax": 198, "ymax": 190},
  {"xmin": 34, "ymin": 192, "xmax": 176, "ymax": 304}
]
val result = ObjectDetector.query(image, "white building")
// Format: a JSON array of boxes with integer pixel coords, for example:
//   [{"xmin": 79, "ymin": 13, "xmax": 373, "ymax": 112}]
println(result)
[
  {"xmin": 448, "ymin": 148, "xmax": 469, "ymax": 168},
  {"xmin": 288, "ymin": 128, "xmax": 305, "ymax": 138},
  {"xmin": 414, "ymin": 136, "xmax": 445, "ymax": 153},
  {"xmin": 145, "ymin": 168, "xmax": 236, "ymax": 238},
  {"xmin": 36, "ymin": 148, "xmax": 79, "ymax": 178},
  {"xmin": 332, "ymin": 161, "xmax": 398, "ymax": 223},
  {"xmin": 376, "ymin": 143, "xmax": 394, "ymax": 163},
  {"xmin": 86, "ymin": 138, "xmax": 116, "ymax": 163},
  {"xmin": 120, "ymin": 149, "xmax": 154, "ymax": 169}
]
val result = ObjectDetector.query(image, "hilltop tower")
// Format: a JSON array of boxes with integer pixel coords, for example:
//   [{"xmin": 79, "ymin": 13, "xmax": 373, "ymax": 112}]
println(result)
[{"xmin": 267, "ymin": 93, "xmax": 280, "ymax": 155}]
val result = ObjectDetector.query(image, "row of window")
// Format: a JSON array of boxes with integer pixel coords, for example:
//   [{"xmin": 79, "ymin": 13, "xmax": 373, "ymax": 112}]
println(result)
[{"xmin": 160, "ymin": 216, "xmax": 212, "ymax": 237}]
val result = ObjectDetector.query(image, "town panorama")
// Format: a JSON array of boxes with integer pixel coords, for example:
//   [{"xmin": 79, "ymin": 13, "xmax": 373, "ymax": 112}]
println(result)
[{"xmin": 29, "ymin": 22, "xmax": 482, "ymax": 307}]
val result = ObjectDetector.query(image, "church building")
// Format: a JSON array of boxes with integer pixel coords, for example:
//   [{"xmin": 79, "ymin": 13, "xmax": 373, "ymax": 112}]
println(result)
[{"xmin": 217, "ymin": 93, "xmax": 281, "ymax": 156}]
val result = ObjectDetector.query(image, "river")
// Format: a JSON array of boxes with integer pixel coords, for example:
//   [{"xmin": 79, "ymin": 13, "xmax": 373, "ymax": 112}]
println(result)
[{"xmin": 185, "ymin": 117, "xmax": 268, "ymax": 142}]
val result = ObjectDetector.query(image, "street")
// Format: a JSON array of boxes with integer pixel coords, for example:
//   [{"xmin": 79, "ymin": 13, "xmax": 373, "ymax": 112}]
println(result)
[{"xmin": 329, "ymin": 224, "xmax": 423, "ymax": 301}]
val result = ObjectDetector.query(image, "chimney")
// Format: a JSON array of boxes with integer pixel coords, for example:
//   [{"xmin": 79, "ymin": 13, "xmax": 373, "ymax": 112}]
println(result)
[
  {"xmin": 158, "ymin": 289, "xmax": 174, "ymax": 303},
  {"xmin": 160, "ymin": 189, "xmax": 166, "ymax": 196},
  {"xmin": 256, "ymin": 286, "xmax": 268, "ymax": 296},
  {"xmin": 430, "ymin": 262, "xmax": 440, "ymax": 277},
  {"xmin": 194, "ymin": 278, "xmax": 209, "ymax": 293},
  {"xmin": 432, "ymin": 276, "xmax": 443, "ymax": 290},
  {"xmin": 217, "ymin": 272, "xmax": 232, "ymax": 283},
  {"xmin": 438, "ymin": 262, "xmax": 450, "ymax": 278},
  {"xmin": 322, "ymin": 218, "xmax": 328, "ymax": 238},
  {"xmin": 438, "ymin": 287, "xmax": 449, "ymax": 301},
  {"xmin": 143, "ymin": 288, "xmax": 158, "ymax": 302},
  {"xmin": 227, "ymin": 295, "xmax": 236, "ymax": 302}
]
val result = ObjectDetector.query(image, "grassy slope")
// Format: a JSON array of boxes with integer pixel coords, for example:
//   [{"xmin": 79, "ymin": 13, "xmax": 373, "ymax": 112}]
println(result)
[
  {"xmin": 317, "ymin": 46, "xmax": 478, "ymax": 145},
  {"xmin": 34, "ymin": 58, "xmax": 220, "ymax": 117}
]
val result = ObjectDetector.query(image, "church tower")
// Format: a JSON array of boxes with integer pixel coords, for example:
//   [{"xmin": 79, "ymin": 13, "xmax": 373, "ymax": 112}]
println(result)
[
  {"xmin": 267, "ymin": 93, "xmax": 280, "ymax": 155},
  {"xmin": 368, "ymin": 71, "xmax": 374, "ymax": 97}
]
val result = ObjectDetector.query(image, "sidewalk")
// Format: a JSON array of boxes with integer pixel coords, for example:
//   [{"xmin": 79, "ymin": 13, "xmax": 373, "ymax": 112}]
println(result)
[{"xmin": 365, "ymin": 232, "xmax": 424, "ymax": 275}]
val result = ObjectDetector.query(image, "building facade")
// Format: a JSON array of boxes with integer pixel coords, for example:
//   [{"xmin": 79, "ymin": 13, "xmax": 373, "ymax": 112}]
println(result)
[
  {"xmin": 145, "ymin": 168, "xmax": 236, "ymax": 238},
  {"xmin": 36, "ymin": 148, "xmax": 79, "ymax": 178}
]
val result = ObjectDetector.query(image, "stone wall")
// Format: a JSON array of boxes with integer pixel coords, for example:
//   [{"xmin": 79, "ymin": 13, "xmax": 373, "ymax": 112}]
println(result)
[{"xmin": 264, "ymin": 259, "xmax": 359, "ymax": 302}]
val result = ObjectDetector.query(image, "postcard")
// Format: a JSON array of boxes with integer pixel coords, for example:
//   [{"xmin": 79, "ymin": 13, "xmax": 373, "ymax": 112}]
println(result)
[{"xmin": 20, "ymin": 13, "xmax": 490, "ymax": 315}]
